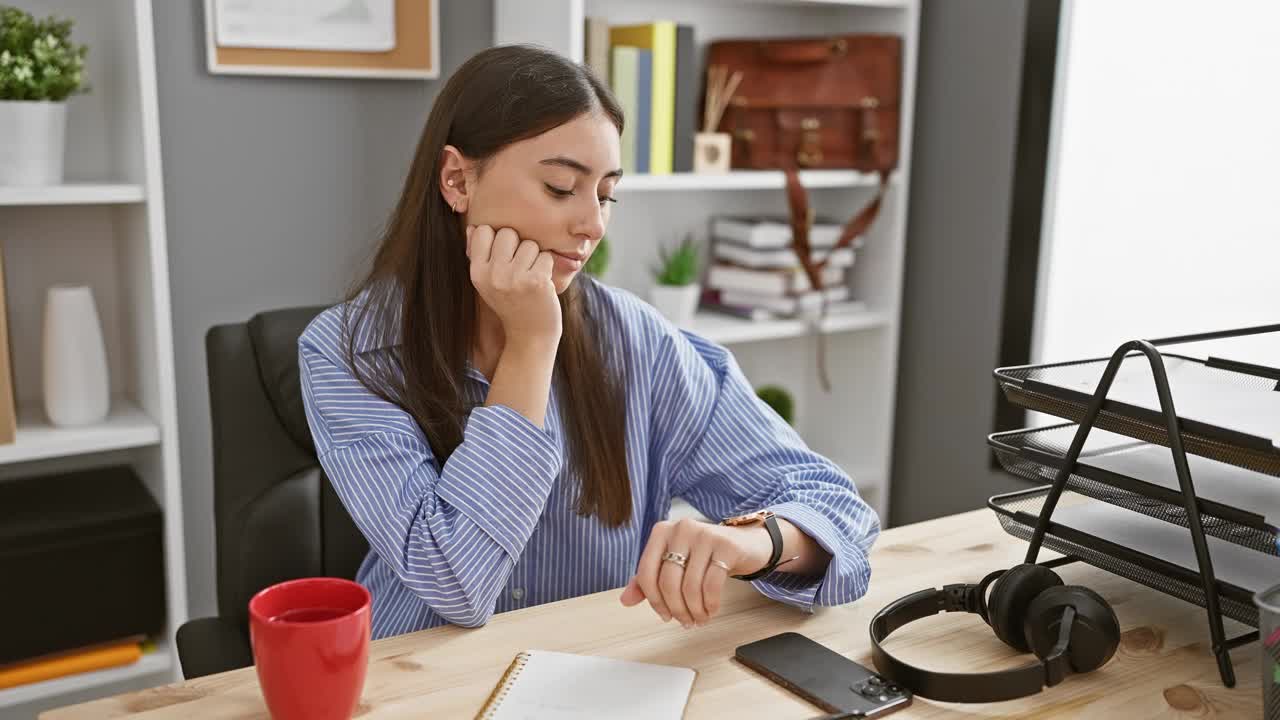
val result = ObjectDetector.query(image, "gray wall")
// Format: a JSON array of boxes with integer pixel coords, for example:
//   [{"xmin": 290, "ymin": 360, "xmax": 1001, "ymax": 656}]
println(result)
[
  {"xmin": 889, "ymin": 1, "xmax": 1030, "ymax": 525},
  {"xmin": 153, "ymin": 1, "xmax": 494, "ymax": 619}
]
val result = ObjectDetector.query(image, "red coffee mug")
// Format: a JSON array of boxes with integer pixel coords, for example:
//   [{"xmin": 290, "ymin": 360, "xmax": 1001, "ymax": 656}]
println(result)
[{"xmin": 248, "ymin": 577, "xmax": 372, "ymax": 720}]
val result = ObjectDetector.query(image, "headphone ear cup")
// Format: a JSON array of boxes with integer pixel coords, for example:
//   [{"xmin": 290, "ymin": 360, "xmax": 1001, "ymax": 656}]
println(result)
[
  {"xmin": 1023, "ymin": 585, "xmax": 1121, "ymax": 673},
  {"xmin": 985, "ymin": 564, "xmax": 1064, "ymax": 653}
]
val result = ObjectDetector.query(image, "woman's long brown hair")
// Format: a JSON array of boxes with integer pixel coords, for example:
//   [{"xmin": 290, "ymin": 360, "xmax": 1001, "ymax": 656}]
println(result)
[{"xmin": 343, "ymin": 45, "xmax": 632, "ymax": 527}]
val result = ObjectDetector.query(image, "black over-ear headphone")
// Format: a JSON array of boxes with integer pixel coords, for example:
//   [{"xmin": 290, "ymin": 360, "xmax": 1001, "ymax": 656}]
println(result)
[{"xmin": 869, "ymin": 563, "xmax": 1122, "ymax": 703}]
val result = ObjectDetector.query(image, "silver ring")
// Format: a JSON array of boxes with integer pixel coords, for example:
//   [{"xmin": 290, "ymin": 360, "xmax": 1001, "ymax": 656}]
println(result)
[
  {"xmin": 662, "ymin": 551, "xmax": 688, "ymax": 568},
  {"xmin": 710, "ymin": 558, "xmax": 731, "ymax": 572}
]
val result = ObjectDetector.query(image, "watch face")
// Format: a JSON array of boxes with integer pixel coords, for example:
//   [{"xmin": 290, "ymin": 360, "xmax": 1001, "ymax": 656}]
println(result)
[{"xmin": 723, "ymin": 510, "xmax": 773, "ymax": 526}]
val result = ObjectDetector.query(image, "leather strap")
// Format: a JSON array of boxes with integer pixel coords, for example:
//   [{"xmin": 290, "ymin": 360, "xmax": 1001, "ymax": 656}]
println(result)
[
  {"xmin": 783, "ymin": 167, "xmax": 889, "ymax": 293},
  {"xmin": 783, "ymin": 167, "xmax": 889, "ymax": 391},
  {"xmin": 731, "ymin": 514, "xmax": 784, "ymax": 581}
]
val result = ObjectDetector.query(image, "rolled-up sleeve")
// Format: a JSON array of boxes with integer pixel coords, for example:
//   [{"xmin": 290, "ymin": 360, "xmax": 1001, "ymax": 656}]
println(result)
[
  {"xmin": 299, "ymin": 312, "xmax": 562, "ymax": 627},
  {"xmin": 654, "ymin": 329, "xmax": 880, "ymax": 613}
]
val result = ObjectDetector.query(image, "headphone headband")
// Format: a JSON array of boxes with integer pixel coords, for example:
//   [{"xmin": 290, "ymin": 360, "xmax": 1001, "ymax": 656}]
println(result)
[{"xmin": 868, "ymin": 577, "xmax": 1072, "ymax": 703}]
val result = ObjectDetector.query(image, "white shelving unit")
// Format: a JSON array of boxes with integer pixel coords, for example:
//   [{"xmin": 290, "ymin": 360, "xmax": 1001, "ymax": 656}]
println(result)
[
  {"xmin": 495, "ymin": 0, "xmax": 920, "ymax": 526},
  {"xmin": 0, "ymin": 0, "xmax": 186, "ymax": 715}
]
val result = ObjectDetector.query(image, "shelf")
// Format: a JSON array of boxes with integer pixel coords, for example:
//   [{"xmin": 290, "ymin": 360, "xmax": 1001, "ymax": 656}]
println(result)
[
  {"xmin": 0, "ymin": 184, "xmax": 146, "ymax": 207},
  {"xmin": 0, "ymin": 400, "xmax": 161, "ymax": 466},
  {"xmin": 616, "ymin": 169, "xmax": 886, "ymax": 192},
  {"xmin": 0, "ymin": 648, "xmax": 170, "ymax": 709},
  {"xmin": 688, "ymin": 309, "xmax": 888, "ymax": 345}
]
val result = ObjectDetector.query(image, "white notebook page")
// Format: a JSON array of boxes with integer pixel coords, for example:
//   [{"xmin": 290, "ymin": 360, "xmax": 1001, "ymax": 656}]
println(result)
[{"xmin": 487, "ymin": 650, "xmax": 696, "ymax": 720}]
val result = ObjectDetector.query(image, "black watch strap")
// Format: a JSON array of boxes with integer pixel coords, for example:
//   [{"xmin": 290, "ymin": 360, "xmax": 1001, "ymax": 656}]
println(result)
[{"xmin": 731, "ymin": 513, "xmax": 784, "ymax": 581}]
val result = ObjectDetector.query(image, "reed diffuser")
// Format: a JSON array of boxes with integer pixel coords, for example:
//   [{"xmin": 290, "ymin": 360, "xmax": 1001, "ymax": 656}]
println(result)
[{"xmin": 694, "ymin": 64, "xmax": 742, "ymax": 173}]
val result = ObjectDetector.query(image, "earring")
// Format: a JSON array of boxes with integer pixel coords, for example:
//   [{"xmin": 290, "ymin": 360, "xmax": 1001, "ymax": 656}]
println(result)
[{"xmin": 446, "ymin": 178, "xmax": 454, "ymax": 187}]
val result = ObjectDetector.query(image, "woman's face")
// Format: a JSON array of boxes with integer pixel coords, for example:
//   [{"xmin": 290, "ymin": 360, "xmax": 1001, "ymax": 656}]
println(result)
[{"xmin": 445, "ymin": 112, "xmax": 622, "ymax": 294}]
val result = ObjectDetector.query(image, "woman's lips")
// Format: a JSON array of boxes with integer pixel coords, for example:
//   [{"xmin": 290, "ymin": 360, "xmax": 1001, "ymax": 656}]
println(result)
[{"xmin": 551, "ymin": 250, "xmax": 585, "ymax": 271}]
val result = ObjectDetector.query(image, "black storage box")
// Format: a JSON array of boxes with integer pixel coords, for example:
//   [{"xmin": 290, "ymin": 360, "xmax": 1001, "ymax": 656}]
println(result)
[{"xmin": 0, "ymin": 464, "xmax": 166, "ymax": 666}]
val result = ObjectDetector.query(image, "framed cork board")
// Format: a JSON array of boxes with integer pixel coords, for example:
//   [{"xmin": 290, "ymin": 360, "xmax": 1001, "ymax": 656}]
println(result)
[{"xmin": 203, "ymin": 0, "xmax": 439, "ymax": 79}]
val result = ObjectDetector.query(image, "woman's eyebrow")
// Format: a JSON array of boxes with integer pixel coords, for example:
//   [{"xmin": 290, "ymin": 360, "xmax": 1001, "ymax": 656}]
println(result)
[{"xmin": 540, "ymin": 156, "xmax": 624, "ymax": 179}]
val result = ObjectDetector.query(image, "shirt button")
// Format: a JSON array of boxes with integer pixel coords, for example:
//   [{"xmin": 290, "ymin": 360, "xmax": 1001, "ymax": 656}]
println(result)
[{"xmin": 511, "ymin": 587, "xmax": 525, "ymax": 601}]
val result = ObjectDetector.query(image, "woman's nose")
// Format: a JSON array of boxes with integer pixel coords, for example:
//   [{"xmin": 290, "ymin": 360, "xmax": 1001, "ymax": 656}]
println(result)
[{"xmin": 574, "ymin": 200, "xmax": 606, "ymax": 242}]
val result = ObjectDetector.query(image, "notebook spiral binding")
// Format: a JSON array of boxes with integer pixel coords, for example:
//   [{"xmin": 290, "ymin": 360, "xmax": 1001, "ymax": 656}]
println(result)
[{"xmin": 475, "ymin": 651, "xmax": 532, "ymax": 719}]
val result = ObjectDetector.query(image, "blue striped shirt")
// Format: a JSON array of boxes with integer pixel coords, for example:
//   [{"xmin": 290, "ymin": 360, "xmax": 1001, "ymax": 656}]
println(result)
[{"xmin": 299, "ymin": 277, "xmax": 879, "ymax": 640}]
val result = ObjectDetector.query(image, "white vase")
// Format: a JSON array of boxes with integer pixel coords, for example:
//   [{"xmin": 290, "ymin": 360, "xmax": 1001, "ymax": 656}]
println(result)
[
  {"xmin": 649, "ymin": 284, "xmax": 701, "ymax": 327},
  {"xmin": 0, "ymin": 100, "xmax": 68, "ymax": 185},
  {"xmin": 42, "ymin": 284, "xmax": 110, "ymax": 427}
]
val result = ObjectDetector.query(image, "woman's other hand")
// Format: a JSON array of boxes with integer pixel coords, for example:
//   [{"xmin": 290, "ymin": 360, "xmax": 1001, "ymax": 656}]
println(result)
[{"xmin": 619, "ymin": 517, "xmax": 774, "ymax": 628}]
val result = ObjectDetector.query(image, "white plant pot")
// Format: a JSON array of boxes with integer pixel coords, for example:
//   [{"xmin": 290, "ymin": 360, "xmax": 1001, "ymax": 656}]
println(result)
[
  {"xmin": 649, "ymin": 284, "xmax": 701, "ymax": 327},
  {"xmin": 42, "ymin": 284, "xmax": 110, "ymax": 427},
  {"xmin": 0, "ymin": 100, "xmax": 68, "ymax": 186}
]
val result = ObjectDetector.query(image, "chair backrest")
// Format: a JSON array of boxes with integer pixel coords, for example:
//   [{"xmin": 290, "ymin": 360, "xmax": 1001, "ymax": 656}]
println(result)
[{"xmin": 205, "ymin": 306, "xmax": 369, "ymax": 631}]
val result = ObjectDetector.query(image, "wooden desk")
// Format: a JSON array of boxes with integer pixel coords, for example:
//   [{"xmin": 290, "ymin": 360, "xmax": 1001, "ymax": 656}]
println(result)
[{"xmin": 43, "ymin": 508, "xmax": 1262, "ymax": 718}]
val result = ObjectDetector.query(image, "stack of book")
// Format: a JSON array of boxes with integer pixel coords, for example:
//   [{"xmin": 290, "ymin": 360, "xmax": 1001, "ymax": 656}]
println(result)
[
  {"xmin": 584, "ymin": 19, "xmax": 699, "ymax": 175},
  {"xmin": 701, "ymin": 217, "xmax": 867, "ymax": 321}
]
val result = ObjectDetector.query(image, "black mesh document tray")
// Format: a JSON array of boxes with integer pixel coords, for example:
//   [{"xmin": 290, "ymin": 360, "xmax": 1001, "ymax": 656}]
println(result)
[
  {"xmin": 989, "ymin": 486, "xmax": 1267, "ymax": 627},
  {"xmin": 995, "ymin": 353, "xmax": 1280, "ymax": 476},
  {"xmin": 989, "ymin": 423, "xmax": 1280, "ymax": 557}
]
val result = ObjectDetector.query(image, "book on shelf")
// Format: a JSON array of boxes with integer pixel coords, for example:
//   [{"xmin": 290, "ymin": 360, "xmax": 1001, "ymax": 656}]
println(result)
[
  {"xmin": 702, "ymin": 290, "xmax": 868, "ymax": 321},
  {"xmin": 713, "ymin": 242, "xmax": 857, "ymax": 270},
  {"xmin": 721, "ymin": 286, "xmax": 853, "ymax": 316},
  {"xmin": 611, "ymin": 46, "xmax": 650, "ymax": 174},
  {"xmin": 584, "ymin": 17, "xmax": 610, "ymax": 83},
  {"xmin": 707, "ymin": 262, "xmax": 847, "ymax": 296},
  {"xmin": 712, "ymin": 216, "xmax": 865, "ymax": 250},
  {"xmin": 671, "ymin": 25, "xmax": 697, "ymax": 172},
  {"xmin": 610, "ymin": 22, "xmax": 676, "ymax": 175},
  {"xmin": 589, "ymin": 20, "xmax": 696, "ymax": 174},
  {"xmin": 700, "ymin": 290, "xmax": 776, "ymax": 321}
]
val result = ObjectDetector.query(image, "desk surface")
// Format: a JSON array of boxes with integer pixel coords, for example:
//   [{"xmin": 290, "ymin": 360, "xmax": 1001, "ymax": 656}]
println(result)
[{"xmin": 42, "ymin": 508, "xmax": 1261, "ymax": 719}]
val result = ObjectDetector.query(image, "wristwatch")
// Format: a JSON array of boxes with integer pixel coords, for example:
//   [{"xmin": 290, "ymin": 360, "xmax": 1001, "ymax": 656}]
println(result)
[{"xmin": 720, "ymin": 509, "xmax": 785, "ymax": 581}]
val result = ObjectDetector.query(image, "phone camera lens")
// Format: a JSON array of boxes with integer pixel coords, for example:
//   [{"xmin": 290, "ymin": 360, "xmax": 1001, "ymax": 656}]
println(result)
[{"xmin": 867, "ymin": 676, "xmax": 884, "ymax": 687}]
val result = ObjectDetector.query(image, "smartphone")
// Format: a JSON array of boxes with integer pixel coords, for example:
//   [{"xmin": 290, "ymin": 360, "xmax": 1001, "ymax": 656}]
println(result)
[{"xmin": 735, "ymin": 632, "xmax": 912, "ymax": 717}]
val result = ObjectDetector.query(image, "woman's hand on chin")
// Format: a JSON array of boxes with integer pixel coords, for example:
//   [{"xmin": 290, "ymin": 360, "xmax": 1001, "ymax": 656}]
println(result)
[{"xmin": 467, "ymin": 225, "xmax": 561, "ymax": 346}]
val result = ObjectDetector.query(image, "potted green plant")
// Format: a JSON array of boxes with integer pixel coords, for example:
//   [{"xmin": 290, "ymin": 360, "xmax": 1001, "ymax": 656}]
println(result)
[
  {"xmin": 649, "ymin": 234, "xmax": 701, "ymax": 326},
  {"xmin": 755, "ymin": 385, "xmax": 795, "ymax": 425},
  {"xmin": 583, "ymin": 234, "xmax": 610, "ymax": 278},
  {"xmin": 0, "ymin": 6, "xmax": 88, "ymax": 185}
]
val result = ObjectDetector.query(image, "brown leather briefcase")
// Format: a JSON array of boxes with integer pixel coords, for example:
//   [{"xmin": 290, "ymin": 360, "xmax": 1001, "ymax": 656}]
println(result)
[
  {"xmin": 707, "ymin": 34, "xmax": 902, "ymax": 174},
  {"xmin": 706, "ymin": 34, "xmax": 902, "ymax": 388}
]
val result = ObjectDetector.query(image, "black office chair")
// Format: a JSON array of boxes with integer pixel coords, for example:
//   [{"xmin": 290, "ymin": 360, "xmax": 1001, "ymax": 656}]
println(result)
[{"xmin": 175, "ymin": 306, "xmax": 369, "ymax": 679}]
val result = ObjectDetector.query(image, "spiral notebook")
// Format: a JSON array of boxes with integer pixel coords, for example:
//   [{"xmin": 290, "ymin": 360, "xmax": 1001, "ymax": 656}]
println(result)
[{"xmin": 474, "ymin": 649, "xmax": 696, "ymax": 719}]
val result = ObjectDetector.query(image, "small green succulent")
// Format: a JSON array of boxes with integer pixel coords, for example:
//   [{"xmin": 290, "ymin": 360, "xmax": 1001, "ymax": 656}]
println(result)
[{"xmin": 652, "ymin": 235, "xmax": 700, "ymax": 286}]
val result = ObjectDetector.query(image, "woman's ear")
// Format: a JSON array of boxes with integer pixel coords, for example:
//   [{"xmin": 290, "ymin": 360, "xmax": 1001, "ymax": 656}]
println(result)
[{"xmin": 439, "ymin": 145, "xmax": 474, "ymax": 214}]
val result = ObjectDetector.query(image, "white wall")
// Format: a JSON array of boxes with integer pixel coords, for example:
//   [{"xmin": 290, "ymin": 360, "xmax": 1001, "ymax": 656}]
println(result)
[{"xmin": 1035, "ymin": 0, "xmax": 1280, "ymax": 366}]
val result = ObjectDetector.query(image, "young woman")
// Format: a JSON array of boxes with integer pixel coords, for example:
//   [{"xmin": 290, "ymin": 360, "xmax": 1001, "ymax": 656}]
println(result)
[{"xmin": 299, "ymin": 45, "xmax": 879, "ymax": 640}]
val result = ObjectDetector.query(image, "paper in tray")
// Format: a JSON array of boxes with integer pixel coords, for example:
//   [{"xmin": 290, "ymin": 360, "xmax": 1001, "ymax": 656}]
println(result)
[
  {"xmin": 989, "ymin": 488, "xmax": 1261, "ymax": 625},
  {"xmin": 989, "ymin": 424, "xmax": 1280, "ymax": 556},
  {"xmin": 1084, "ymin": 435, "xmax": 1280, "ymax": 526},
  {"xmin": 1054, "ymin": 500, "xmax": 1280, "ymax": 595},
  {"xmin": 996, "ymin": 354, "xmax": 1280, "ymax": 476}
]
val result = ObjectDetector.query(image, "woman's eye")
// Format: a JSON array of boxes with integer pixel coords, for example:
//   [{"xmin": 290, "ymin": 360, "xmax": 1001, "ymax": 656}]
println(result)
[
  {"xmin": 598, "ymin": 196, "xmax": 618, "ymax": 206},
  {"xmin": 545, "ymin": 184, "xmax": 574, "ymax": 197}
]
